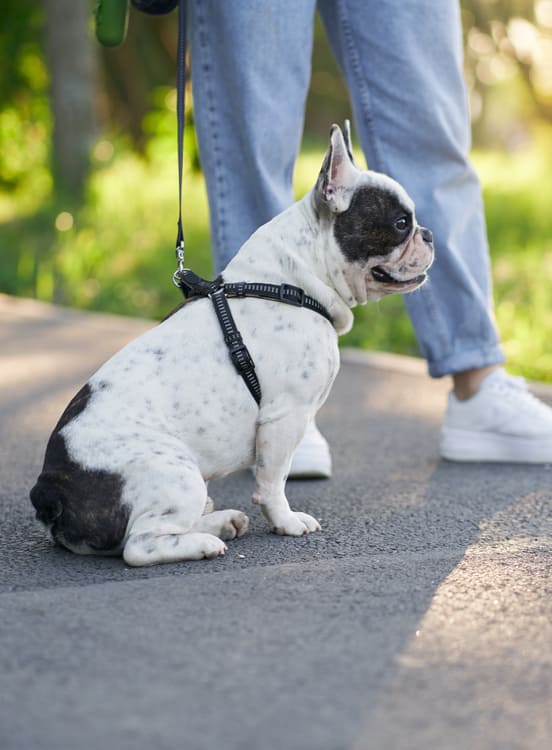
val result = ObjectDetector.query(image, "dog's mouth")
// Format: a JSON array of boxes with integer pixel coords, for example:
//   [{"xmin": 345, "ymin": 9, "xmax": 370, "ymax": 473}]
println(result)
[{"xmin": 371, "ymin": 265, "xmax": 426, "ymax": 288}]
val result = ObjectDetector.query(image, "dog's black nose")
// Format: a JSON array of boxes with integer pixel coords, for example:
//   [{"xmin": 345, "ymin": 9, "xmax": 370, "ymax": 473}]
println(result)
[{"xmin": 420, "ymin": 226, "xmax": 433, "ymax": 244}]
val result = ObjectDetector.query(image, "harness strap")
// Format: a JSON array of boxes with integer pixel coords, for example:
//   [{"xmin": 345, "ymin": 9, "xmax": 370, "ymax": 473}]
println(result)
[
  {"xmin": 210, "ymin": 289, "xmax": 262, "ymax": 404},
  {"xmin": 176, "ymin": 270, "xmax": 332, "ymax": 324},
  {"xmin": 223, "ymin": 282, "xmax": 333, "ymax": 324}
]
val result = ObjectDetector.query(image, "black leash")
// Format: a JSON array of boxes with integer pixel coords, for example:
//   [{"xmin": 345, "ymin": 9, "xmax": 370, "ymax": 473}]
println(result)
[
  {"xmin": 173, "ymin": 0, "xmax": 187, "ymax": 280},
  {"xmin": 169, "ymin": 0, "xmax": 332, "ymax": 406}
]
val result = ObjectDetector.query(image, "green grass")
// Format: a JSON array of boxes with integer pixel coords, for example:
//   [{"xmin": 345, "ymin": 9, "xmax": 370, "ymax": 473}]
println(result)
[{"xmin": 1, "ymin": 131, "xmax": 551, "ymax": 382}]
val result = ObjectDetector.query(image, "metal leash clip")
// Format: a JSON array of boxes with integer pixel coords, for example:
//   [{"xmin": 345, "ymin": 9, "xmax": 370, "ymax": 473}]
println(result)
[{"xmin": 172, "ymin": 241, "xmax": 185, "ymax": 288}]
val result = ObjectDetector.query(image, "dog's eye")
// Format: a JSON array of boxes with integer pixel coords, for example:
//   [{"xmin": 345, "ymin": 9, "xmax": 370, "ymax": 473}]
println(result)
[{"xmin": 395, "ymin": 216, "xmax": 410, "ymax": 232}]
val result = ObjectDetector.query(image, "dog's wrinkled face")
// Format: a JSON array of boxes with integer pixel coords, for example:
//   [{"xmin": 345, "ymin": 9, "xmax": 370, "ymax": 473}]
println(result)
[{"xmin": 315, "ymin": 123, "xmax": 434, "ymax": 303}]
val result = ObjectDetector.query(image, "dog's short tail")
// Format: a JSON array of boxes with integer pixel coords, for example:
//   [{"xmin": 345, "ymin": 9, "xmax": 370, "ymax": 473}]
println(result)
[{"xmin": 30, "ymin": 479, "xmax": 63, "ymax": 526}]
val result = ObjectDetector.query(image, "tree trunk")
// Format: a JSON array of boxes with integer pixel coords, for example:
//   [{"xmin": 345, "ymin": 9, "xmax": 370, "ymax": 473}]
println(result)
[{"xmin": 43, "ymin": 0, "xmax": 98, "ymax": 200}]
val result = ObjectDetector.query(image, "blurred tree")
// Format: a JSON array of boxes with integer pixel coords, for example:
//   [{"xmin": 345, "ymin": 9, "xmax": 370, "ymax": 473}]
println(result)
[
  {"xmin": 462, "ymin": 0, "xmax": 552, "ymax": 145},
  {"xmin": 43, "ymin": 0, "xmax": 99, "ymax": 200},
  {"xmin": 0, "ymin": 0, "xmax": 48, "ymax": 192}
]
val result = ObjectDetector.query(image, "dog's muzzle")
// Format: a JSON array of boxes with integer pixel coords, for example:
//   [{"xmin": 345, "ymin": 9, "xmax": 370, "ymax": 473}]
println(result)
[{"xmin": 371, "ymin": 225, "xmax": 434, "ymax": 289}]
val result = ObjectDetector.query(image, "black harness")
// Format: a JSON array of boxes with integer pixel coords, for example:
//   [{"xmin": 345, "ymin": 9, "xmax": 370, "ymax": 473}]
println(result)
[{"xmin": 173, "ymin": 269, "xmax": 333, "ymax": 405}]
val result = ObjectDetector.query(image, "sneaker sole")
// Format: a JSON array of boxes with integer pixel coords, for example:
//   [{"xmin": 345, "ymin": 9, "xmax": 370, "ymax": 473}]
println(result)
[
  {"xmin": 251, "ymin": 466, "xmax": 332, "ymax": 479},
  {"xmin": 288, "ymin": 467, "xmax": 332, "ymax": 479},
  {"xmin": 440, "ymin": 427, "xmax": 552, "ymax": 464}
]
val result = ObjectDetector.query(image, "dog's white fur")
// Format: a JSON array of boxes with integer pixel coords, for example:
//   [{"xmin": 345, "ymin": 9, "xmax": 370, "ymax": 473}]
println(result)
[{"xmin": 36, "ymin": 125, "xmax": 433, "ymax": 566}]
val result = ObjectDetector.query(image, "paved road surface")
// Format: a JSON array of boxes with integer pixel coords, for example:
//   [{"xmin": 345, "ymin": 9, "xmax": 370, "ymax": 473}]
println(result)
[{"xmin": 1, "ymin": 294, "xmax": 551, "ymax": 750}]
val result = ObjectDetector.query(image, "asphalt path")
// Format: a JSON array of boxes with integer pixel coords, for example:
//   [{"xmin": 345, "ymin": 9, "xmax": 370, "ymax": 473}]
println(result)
[{"xmin": 1, "ymin": 294, "xmax": 551, "ymax": 750}]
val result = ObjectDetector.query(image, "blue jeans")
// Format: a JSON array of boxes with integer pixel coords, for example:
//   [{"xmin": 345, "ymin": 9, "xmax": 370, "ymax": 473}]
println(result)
[{"xmin": 189, "ymin": 0, "xmax": 505, "ymax": 378}]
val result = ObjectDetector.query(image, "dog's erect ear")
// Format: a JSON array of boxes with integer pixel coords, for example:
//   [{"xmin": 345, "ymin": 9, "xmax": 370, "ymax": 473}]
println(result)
[
  {"xmin": 316, "ymin": 123, "xmax": 361, "ymax": 213},
  {"xmin": 342, "ymin": 119, "xmax": 358, "ymax": 167}
]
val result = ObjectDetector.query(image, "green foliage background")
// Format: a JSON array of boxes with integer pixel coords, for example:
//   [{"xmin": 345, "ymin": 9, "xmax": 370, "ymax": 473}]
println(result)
[{"xmin": 0, "ymin": 1, "xmax": 551, "ymax": 382}]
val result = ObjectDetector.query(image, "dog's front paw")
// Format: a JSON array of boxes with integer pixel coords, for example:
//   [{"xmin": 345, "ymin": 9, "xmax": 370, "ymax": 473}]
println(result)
[{"xmin": 274, "ymin": 511, "xmax": 321, "ymax": 537}]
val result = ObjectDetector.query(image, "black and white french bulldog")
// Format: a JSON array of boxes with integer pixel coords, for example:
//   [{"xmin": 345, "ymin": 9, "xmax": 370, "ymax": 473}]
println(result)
[{"xmin": 30, "ymin": 123, "xmax": 434, "ymax": 567}]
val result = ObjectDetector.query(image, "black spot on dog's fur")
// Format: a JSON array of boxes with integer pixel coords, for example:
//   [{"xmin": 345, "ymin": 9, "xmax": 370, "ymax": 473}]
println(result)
[
  {"xmin": 134, "ymin": 532, "xmax": 154, "ymax": 542},
  {"xmin": 334, "ymin": 186, "xmax": 413, "ymax": 262},
  {"xmin": 29, "ymin": 384, "xmax": 129, "ymax": 553}
]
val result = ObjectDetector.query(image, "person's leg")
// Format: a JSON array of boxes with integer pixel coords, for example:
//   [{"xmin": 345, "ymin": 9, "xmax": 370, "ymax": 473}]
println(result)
[
  {"xmin": 189, "ymin": 0, "xmax": 331, "ymax": 477},
  {"xmin": 318, "ymin": 0, "xmax": 552, "ymax": 462},
  {"xmin": 189, "ymin": 0, "xmax": 317, "ymax": 274},
  {"xmin": 318, "ymin": 0, "xmax": 504, "ymax": 380}
]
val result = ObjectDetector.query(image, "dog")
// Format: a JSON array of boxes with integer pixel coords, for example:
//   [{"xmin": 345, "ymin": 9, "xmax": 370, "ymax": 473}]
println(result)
[{"xmin": 30, "ymin": 123, "xmax": 434, "ymax": 567}]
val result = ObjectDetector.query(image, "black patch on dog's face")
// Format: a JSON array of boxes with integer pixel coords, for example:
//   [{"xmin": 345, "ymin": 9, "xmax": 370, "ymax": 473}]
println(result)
[
  {"xmin": 29, "ymin": 383, "xmax": 129, "ymax": 553},
  {"xmin": 333, "ymin": 186, "xmax": 413, "ymax": 262}
]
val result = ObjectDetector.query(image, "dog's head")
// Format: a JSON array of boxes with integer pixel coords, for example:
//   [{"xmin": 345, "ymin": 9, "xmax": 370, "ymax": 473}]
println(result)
[{"xmin": 314, "ymin": 122, "xmax": 434, "ymax": 304}]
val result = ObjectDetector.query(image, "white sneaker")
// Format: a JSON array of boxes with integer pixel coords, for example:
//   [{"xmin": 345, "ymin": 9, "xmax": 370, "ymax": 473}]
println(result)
[
  {"xmin": 288, "ymin": 420, "xmax": 332, "ymax": 479},
  {"xmin": 440, "ymin": 368, "xmax": 552, "ymax": 463}
]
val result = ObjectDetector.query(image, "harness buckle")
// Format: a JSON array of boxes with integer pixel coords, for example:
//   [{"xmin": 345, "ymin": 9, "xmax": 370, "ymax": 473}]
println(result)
[
  {"xmin": 279, "ymin": 283, "xmax": 305, "ymax": 306},
  {"xmin": 175, "ymin": 269, "xmax": 220, "ymax": 298},
  {"xmin": 224, "ymin": 331, "xmax": 256, "ymax": 371}
]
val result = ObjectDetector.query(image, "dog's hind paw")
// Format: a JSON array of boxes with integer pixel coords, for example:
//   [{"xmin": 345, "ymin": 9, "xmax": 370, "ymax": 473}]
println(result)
[
  {"xmin": 123, "ymin": 532, "xmax": 226, "ymax": 567},
  {"xmin": 218, "ymin": 510, "xmax": 249, "ymax": 540},
  {"xmin": 192, "ymin": 509, "xmax": 249, "ymax": 541},
  {"xmin": 274, "ymin": 511, "xmax": 321, "ymax": 537}
]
